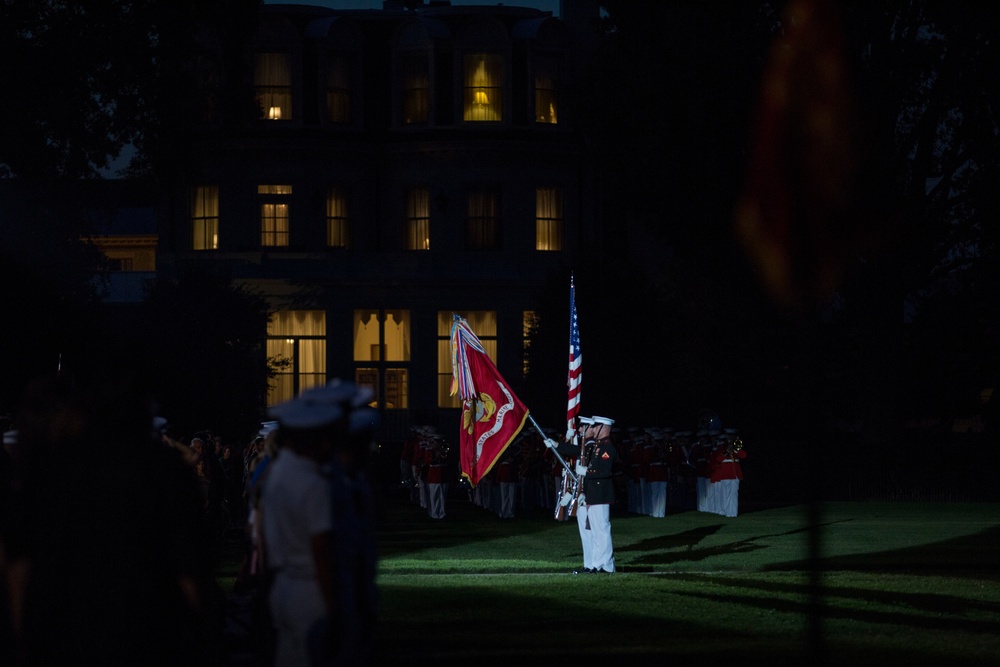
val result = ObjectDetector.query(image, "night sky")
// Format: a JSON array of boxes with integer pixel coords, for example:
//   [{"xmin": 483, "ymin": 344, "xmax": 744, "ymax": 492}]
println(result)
[{"xmin": 263, "ymin": 0, "xmax": 562, "ymax": 14}]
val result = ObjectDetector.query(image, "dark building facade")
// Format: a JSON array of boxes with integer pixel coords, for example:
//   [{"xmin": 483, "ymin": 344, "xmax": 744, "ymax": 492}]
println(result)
[{"xmin": 158, "ymin": 1, "xmax": 602, "ymax": 439}]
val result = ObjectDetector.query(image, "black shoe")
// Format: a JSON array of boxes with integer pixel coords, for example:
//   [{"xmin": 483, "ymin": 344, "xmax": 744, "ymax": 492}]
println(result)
[
  {"xmin": 572, "ymin": 568, "xmax": 594, "ymax": 575},
  {"xmin": 593, "ymin": 568, "xmax": 613, "ymax": 574}
]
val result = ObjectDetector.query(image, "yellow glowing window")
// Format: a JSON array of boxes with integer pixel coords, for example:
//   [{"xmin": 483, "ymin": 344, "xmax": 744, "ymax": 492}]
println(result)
[
  {"xmin": 354, "ymin": 310, "xmax": 410, "ymax": 409},
  {"xmin": 464, "ymin": 53, "xmax": 502, "ymax": 122},
  {"xmin": 255, "ymin": 52, "xmax": 292, "ymax": 121},
  {"xmin": 438, "ymin": 310, "xmax": 496, "ymax": 408},
  {"xmin": 191, "ymin": 185, "xmax": 219, "ymax": 250},
  {"xmin": 535, "ymin": 56, "xmax": 558, "ymax": 124},
  {"xmin": 535, "ymin": 187, "xmax": 563, "ymax": 251},
  {"xmin": 266, "ymin": 310, "xmax": 326, "ymax": 406},
  {"xmin": 406, "ymin": 188, "xmax": 430, "ymax": 250},
  {"xmin": 259, "ymin": 184, "xmax": 291, "ymax": 247},
  {"xmin": 326, "ymin": 188, "xmax": 349, "ymax": 248}
]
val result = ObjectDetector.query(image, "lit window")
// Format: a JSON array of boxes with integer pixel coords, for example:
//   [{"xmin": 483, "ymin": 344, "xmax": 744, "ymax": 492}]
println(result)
[
  {"xmin": 255, "ymin": 52, "xmax": 292, "ymax": 121},
  {"xmin": 467, "ymin": 188, "xmax": 499, "ymax": 250},
  {"xmin": 192, "ymin": 185, "xmax": 219, "ymax": 250},
  {"xmin": 406, "ymin": 188, "xmax": 430, "ymax": 250},
  {"xmin": 535, "ymin": 187, "xmax": 563, "ymax": 251},
  {"xmin": 535, "ymin": 56, "xmax": 559, "ymax": 124},
  {"xmin": 259, "ymin": 184, "xmax": 292, "ymax": 247},
  {"xmin": 402, "ymin": 53, "xmax": 429, "ymax": 125},
  {"xmin": 266, "ymin": 310, "xmax": 327, "ymax": 406},
  {"xmin": 354, "ymin": 309, "xmax": 410, "ymax": 409},
  {"xmin": 438, "ymin": 311, "xmax": 496, "ymax": 408},
  {"xmin": 326, "ymin": 188, "xmax": 349, "ymax": 248},
  {"xmin": 463, "ymin": 53, "xmax": 502, "ymax": 122},
  {"xmin": 327, "ymin": 55, "xmax": 350, "ymax": 124}
]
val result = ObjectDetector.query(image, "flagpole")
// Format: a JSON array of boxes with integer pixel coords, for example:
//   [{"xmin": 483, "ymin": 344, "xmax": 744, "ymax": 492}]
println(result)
[{"xmin": 527, "ymin": 414, "xmax": 578, "ymax": 483}]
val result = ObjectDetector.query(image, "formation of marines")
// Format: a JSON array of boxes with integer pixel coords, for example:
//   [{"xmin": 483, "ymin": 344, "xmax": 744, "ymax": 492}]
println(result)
[{"xmin": 397, "ymin": 411, "xmax": 748, "ymax": 520}]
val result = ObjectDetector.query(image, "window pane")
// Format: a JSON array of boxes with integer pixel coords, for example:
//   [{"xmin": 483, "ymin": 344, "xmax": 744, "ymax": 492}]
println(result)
[
  {"xmin": 384, "ymin": 309, "xmax": 411, "ymax": 361},
  {"xmin": 535, "ymin": 56, "xmax": 558, "ymax": 124},
  {"xmin": 269, "ymin": 310, "xmax": 326, "ymax": 337},
  {"xmin": 353, "ymin": 310, "xmax": 381, "ymax": 361},
  {"xmin": 267, "ymin": 338, "xmax": 294, "ymax": 367},
  {"xmin": 327, "ymin": 188, "xmax": 349, "ymax": 248},
  {"xmin": 299, "ymin": 339, "xmax": 327, "ymax": 377},
  {"xmin": 466, "ymin": 189, "xmax": 499, "ymax": 250},
  {"xmin": 464, "ymin": 53, "xmax": 502, "ymax": 121},
  {"xmin": 406, "ymin": 188, "xmax": 430, "ymax": 250},
  {"xmin": 261, "ymin": 203, "xmax": 290, "ymax": 246},
  {"xmin": 535, "ymin": 187, "xmax": 563, "ymax": 251},
  {"xmin": 385, "ymin": 368, "xmax": 408, "ymax": 409},
  {"xmin": 260, "ymin": 184, "xmax": 292, "ymax": 247},
  {"xmin": 266, "ymin": 310, "xmax": 327, "ymax": 406},
  {"xmin": 327, "ymin": 55, "xmax": 350, "ymax": 123},
  {"xmin": 402, "ymin": 53, "xmax": 429, "ymax": 124},
  {"xmin": 255, "ymin": 52, "xmax": 292, "ymax": 121},
  {"xmin": 438, "ymin": 374, "xmax": 460, "ymax": 409},
  {"xmin": 192, "ymin": 186, "xmax": 219, "ymax": 250},
  {"xmin": 258, "ymin": 184, "xmax": 292, "ymax": 195},
  {"xmin": 355, "ymin": 368, "xmax": 379, "ymax": 403}
]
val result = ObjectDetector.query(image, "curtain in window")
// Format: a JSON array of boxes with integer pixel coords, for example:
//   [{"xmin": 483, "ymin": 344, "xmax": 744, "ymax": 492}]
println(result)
[
  {"xmin": 269, "ymin": 310, "xmax": 326, "ymax": 337},
  {"xmin": 255, "ymin": 52, "xmax": 292, "ymax": 120},
  {"xmin": 535, "ymin": 56, "xmax": 558, "ymax": 124},
  {"xmin": 406, "ymin": 188, "xmax": 430, "ymax": 250},
  {"xmin": 402, "ymin": 53, "xmax": 429, "ymax": 124},
  {"xmin": 467, "ymin": 189, "xmax": 498, "ymax": 250},
  {"xmin": 192, "ymin": 185, "xmax": 219, "ymax": 250},
  {"xmin": 327, "ymin": 55, "xmax": 350, "ymax": 123},
  {"xmin": 267, "ymin": 310, "xmax": 327, "ymax": 405},
  {"xmin": 464, "ymin": 53, "xmax": 502, "ymax": 121},
  {"xmin": 327, "ymin": 188, "xmax": 349, "ymax": 248},
  {"xmin": 261, "ymin": 204, "xmax": 289, "ymax": 246},
  {"xmin": 535, "ymin": 187, "xmax": 563, "ymax": 251}
]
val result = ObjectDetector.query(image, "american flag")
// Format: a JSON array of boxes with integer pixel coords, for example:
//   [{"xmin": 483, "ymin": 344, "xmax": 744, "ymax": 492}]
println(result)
[{"xmin": 566, "ymin": 275, "xmax": 582, "ymax": 439}]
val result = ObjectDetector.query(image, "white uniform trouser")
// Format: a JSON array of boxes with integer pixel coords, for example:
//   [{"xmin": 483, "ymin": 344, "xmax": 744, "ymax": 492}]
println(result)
[
  {"xmin": 499, "ymin": 482, "xmax": 516, "ymax": 518},
  {"xmin": 696, "ymin": 476, "xmax": 709, "ymax": 512},
  {"xmin": 269, "ymin": 574, "xmax": 326, "ymax": 667},
  {"xmin": 716, "ymin": 479, "xmax": 740, "ymax": 517},
  {"xmin": 576, "ymin": 502, "xmax": 614, "ymax": 572},
  {"xmin": 427, "ymin": 482, "xmax": 447, "ymax": 518},
  {"xmin": 648, "ymin": 481, "xmax": 667, "ymax": 518}
]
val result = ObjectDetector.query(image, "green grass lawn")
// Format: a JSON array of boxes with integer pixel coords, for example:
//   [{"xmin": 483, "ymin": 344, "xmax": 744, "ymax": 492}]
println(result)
[{"xmin": 370, "ymin": 496, "xmax": 1000, "ymax": 666}]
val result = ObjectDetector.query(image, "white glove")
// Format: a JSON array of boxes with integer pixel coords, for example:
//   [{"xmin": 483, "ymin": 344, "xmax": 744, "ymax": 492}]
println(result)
[
  {"xmin": 577, "ymin": 494, "xmax": 587, "ymax": 508},
  {"xmin": 575, "ymin": 463, "xmax": 587, "ymax": 477},
  {"xmin": 543, "ymin": 438, "xmax": 558, "ymax": 449},
  {"xmin": 560, "ymin": 492, "xmax": 573, "ymax": 506}
]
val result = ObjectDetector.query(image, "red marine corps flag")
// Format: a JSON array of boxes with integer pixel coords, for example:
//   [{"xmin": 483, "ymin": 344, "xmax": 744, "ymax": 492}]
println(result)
[{"xmin": 450, "ymin": 314, "xmax": 530, "ymax": 487}]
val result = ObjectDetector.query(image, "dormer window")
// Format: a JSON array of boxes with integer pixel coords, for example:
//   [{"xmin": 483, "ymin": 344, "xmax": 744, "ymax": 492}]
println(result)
[
  {"xmin": 535, "ymin": 56, "xmax": 559, "ymax": 124},
  {"xmin": 326, "ymin": 55, "xmax": 351, "ymax": 124},
  {"xmin": 402, "ymin": 53, "xmax": 430, "ymax": 125},
  {"xmin": 255, "ymin": 52, "xmax": 292, "ymax": 121},
  {"xmin": 463, "ymin": 53, "xmax": 502, "ymax": 122}
]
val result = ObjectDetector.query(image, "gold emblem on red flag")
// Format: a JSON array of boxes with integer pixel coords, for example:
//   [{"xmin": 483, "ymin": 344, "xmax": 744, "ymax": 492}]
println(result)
[{"xmin": 462, "ymin": 392, "xmax": 497, "ymax": 435}]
